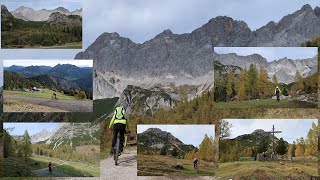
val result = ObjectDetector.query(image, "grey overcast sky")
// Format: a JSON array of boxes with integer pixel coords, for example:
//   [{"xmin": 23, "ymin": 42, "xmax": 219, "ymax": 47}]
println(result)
[
  {"xmin": 4, "ymin": 123, "xmax": 62, "ymax": 136},
  {"xmin": 0, "ymin": 1, "xmax": 319, "ymax": 85},
  {"xmin": 225, "ymin": 119, "xmax": 318, "ymax": 144},
  {"xmin": 214, "ymin": 47, "xmax": 318, "ymax": 62},
  {"xmin": 3, "ymin": 0, "xmax": 82, "ymax": 12},
  {"xmin": 138, "ymin": 125, "xmax": 215, "ymax": 147}
]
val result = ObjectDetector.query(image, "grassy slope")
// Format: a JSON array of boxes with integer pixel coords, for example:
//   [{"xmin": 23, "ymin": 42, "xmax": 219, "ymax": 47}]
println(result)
[
  {"xmin": 4, "ymin": 89, "xmax": 75, "ymax": 100},
  {"xmin": 214, "ymin": 99, "xmax": 317, "ymax": 109},
  {"xmin": 31, "ymin": 155, "xmax": 99, "ymax": 177},
  {"xmin": 219, "ymin": 159, "xmax": 318, "ymax": 179},
  {"xmin": 4, "ymin": 157, "xmax": 36, "ymax": 177},
  {"xmin": 138, "ymin": 155, "xmax": 217, "ymax": 176}
]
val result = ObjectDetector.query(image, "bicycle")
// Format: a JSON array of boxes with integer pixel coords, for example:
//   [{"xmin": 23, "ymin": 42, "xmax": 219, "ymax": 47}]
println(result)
[
  {"xmin": 113, "ymin": 131, "xmax": 130, "ymax": 166},
  {"xmin": 51, "ymin": 93, "xmax": 58, "ymax": 100},
  {"xmin": 194, "ymin": 161, "xmax": 199, "ymax": 173}
]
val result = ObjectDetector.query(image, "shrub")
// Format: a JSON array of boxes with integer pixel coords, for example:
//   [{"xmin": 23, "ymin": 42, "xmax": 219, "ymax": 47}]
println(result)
[
  {"xmin": 77, "ymin": 91, "xmax": 87, "ymax": 99},
  {"xmin": 69, "ymin": 90, "xmax": 75, "ymax": 96}
]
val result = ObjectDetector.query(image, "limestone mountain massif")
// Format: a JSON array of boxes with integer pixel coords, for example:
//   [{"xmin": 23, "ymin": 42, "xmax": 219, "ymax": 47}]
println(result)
[
  {"xmin": 10, "ymin": 6, "xmax": 82, "ymax": 22},
  {"xmin": 75, "ymin": 4, "xmax": 320, "ymax": 112},
  {"xmin": 30, "ymin": 123, "xmax": 99, "ymax": 149},
  {"xmin": 215, "ymin": 52, "xmax": 317, "ymax": 84}
]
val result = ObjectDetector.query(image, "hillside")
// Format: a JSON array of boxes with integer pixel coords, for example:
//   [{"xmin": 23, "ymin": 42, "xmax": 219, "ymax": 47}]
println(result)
[
  {"xmin": 4, "ymin": 64, "xmax": 93, "ymax": 98},
  {"xmin": 16, "ymin": 66, "xmax": 52, "ymax": 78},
  {"xmin": 4, "ymin": 71, "xmax": 40, "ymax": 90},
  {"xmin": 30, "ymin": 75, "xmax": 80, "ymax": 92},
  {"xmin": 1, "ymin": 5, "xmax": 82, "ymax": 48},
  {"xmin": 232, "ymin": 129, "xmax": 279, "ymax": 144},
  {"xmin": 138, "ymin": 128, "xmax": 196, "ymax": 157}
]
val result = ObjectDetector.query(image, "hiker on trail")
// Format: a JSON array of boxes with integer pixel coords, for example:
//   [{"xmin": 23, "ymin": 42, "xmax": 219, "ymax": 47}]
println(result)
[
  {"xmin": 193, "ymin": 158, "xmax": 199, "ymax": 169},
  {"xmin": 274, "ymin": 86, "xmax": 281, "ymax": 102},
  {"xmin": 109, "ymin": 106, "xmax": 130, "ymax": 155},
  {"xmin": 48, "ymin": 162, "xmax": 52, "ymax": 175}
]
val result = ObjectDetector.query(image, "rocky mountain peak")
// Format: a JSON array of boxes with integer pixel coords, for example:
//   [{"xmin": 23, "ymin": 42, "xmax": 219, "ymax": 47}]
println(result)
[
  {"xmin": 54, "ymin": 6, "xmax": 70, "ymax": 13},
  {"xmin": 138, "ymin": 128, "xmax": 183, "ymax": 147},
  {"xmin": 31, "ymin": 128, "xmax": 53, "ymax": 144},
  {"xmin": 252, "ymin": 129, "xmax": 266, "ymax": 135},
  {"xmin": 154, "ymin": 29, "xmax": 174, "ymax": 39},
  {"xmin": 300, "ymin": 4, "xmax": 313, "ymax": 12},
  {"xmin": 1, "ymin": 5, "xmax": 13, "ymax": 20},
  {"xmin": 314, "ymin": 6, "xmax": 320, "ymax": 17}
]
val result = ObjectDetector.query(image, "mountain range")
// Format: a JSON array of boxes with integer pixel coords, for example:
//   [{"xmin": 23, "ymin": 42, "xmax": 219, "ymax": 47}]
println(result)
[
  {"xmin": 214, "ymin": 52, "xmax": 317, "ymax": 84},
  {"xmin": 138, "ymin": 128, "xmax": 195, "ymax": 154},
  {"xmin": 10, "ymin": 6, "xmax": 82, "ymax": 22},
  {"xmin": 4, "ymin": 64, "xmax": 93, "ymax": 95},
  {"xmin": 17, "ymin": 123, "xmax": 99, "ymax": 149},
  {"xmin": 75, "ymin": 4, "xmax": 320, "ymax": 111}
]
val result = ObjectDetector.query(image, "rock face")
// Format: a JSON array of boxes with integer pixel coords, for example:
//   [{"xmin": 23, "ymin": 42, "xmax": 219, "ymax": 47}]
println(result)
[
  {"xmin": 30, "ymin": 123, "xmax": 99, "ymax": 149},
  {"xmin": 75, "ymin": 4, "xmax": 320, "ymax": 114},
  {"xmin": 138, "ymin": 128, "xmax": 183, "ymax": 148},
  {"xmin": 215, "ymin": 52, "xmax": 317, "ymax": 84},
  {"xmin": 10, "ymin": 6, "xmax": 82, "ymax": 21},
  {"xmin": 1, "ymin": 5, "xmax": 13, "ymax": 21},
  {"xmin": 233, "ymin": 129, "xmax": 279, "ymax": 143},
  {"xmin": 46, "ymin": 12, "xmax": 82, "ymax": 25},
  {"xmin": 249, "ymin": 4, "xmax": 320, "ymax": 46},
  {"xmin": 116, "ymin": 85, "xmax": 176, "ymax": 116},
  {"xmin": 31, "ymin": 129, "xmax": 55, "ymax": 144}
]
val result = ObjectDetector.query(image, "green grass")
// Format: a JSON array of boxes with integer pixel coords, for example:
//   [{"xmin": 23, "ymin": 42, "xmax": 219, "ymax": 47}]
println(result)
[
  {"xmin": 219, "ymin": 158, "xmax": 318, "ymax": 179},
  {"xmin": 5, "ymin": 89, "xmax": 76, "ymax": 100},
  {"xmin": 31, "ymin": 155, "xmax": 99, "ymax": 177},
  {"xmin": 23, "ymin": 42, "xmax": 82, "ymax": 49},
  {"xmin": 4, "ymin": 157, "xmax": 36, "ymax": 177},
  {"xmin": 214, "ymin": 99, "xmax": 317, "ymax": 109},
  {"xmin": 138, "ymin": 155, "xmax": 217, "ymax": 176}
]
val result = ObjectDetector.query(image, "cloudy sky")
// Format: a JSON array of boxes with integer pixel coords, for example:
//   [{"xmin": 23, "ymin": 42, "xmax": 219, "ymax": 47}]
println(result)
[
  {"xmin": 215, "ymin": 47, "xmax": 318, "ymax": 62},
  {"xmin": 3, "ymin": 0, "xmax": 82, "ymax": 12},
  {"xmin": 138, "ymin": 125, "xmax": 215, "ymax": 147},
  {"xmin": 3, "ymin": 60, "xmax": 92, "ymax": 67},
  {"xmin": 0, "ymin": 1, "xmax": 319, "ymax": 85},
  {"xmin": 4, "ymin": 123, "xmax": 62, "ymax": 136},
  {"xmin": 225, "ymin": 119, "xmax": 318, "ymax": 144}
]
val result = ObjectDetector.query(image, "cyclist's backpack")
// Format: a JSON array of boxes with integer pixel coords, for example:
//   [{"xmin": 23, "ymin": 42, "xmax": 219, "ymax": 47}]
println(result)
[{"xmin": 115, "ymin": 107, "xmax": 126, "ymax": 120}]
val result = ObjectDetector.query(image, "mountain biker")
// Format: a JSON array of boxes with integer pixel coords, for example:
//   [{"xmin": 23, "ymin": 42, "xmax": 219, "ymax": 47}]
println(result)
[
  {"xmin": 109, "ymin": 106, "xmax": 129, "ymax": 155},
  {"xmin": 52, "ymin": 93, "xmax": 57, "ymax": 100},
  {"xmin": 274, "ymin": 86, "xmax": 281, "ymax": 102},
  {"xmin": 193, "ymin": 157, "xmax": 199, "ymax": 170},
  {"xmin": 48, "ymin": 162, "xmax": 52, "ymax": 175}
]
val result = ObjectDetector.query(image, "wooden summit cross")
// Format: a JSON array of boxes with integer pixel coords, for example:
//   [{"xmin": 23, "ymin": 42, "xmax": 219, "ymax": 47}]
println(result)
[{"xmin": 265, "ymin": 125, "xmax": 282, "ymax": 154}]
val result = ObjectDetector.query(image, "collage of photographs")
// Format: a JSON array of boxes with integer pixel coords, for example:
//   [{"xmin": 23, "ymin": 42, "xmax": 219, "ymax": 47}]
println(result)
[{"xmin": 0, "ymin": 0, "xmax": 319, "ymax": 180}]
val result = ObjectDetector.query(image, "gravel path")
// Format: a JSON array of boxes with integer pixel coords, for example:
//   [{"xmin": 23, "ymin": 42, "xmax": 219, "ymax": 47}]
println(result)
[
  {"xmin": 5, "ymin": 93, "xmax": 93, "ymax": 112},
  {"xmin": 100, "ymin": 150, "xmax": 137, "ymax": 180},
  {"xmin": 33, "ymin": 162, "xmax": 73, "ymax": 177}
]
